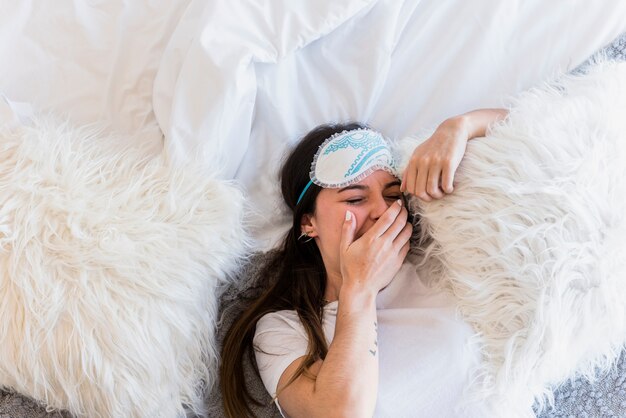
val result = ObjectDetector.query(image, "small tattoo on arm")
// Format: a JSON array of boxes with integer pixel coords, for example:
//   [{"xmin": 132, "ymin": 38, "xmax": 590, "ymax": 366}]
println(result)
[{"xmin": 369, "ymin": 322, "xmax": 378, "ymax": 356}]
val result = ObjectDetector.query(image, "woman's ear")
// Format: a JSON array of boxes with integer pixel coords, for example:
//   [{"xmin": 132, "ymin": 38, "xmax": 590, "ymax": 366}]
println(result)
[{"xmin": 300, "ymin": 213, "xmax": 318, "ymax": 238}]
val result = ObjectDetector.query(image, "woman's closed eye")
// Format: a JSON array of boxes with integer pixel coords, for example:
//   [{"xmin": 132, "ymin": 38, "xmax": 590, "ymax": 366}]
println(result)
[
  {"xmin": 345, "ymin": 197, "xmax": 365, "ymax": 205},
  {"xmin": 345, "ymin": 194, "xmax": 402, "ymax": 205}
]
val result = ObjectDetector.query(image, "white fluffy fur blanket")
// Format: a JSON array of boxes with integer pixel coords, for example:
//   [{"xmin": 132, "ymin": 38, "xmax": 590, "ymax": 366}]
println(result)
[
  {"xmin": 395, "ymin": 60, "xmax": 626, "ymax": 417},
  {"xmin": 0, "ymin": 118, "xmax": 248, "ymax": 417}
]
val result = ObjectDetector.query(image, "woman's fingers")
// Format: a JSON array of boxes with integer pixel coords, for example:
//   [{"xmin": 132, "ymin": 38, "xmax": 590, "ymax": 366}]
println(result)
[
  {"xmin": 401, "ymin": 168, "xmax": 407, "ymax": 192},
  {"xmin": 365, "ymin": 199, "xmax": 404, "ymax": 238},
  {"xmin": 404, "ymin": 161, "xmax": 417, "ymax": 197},
  {"xmin": 342, "ymin": 203, "xmax": 408, "ymax": 291},
  {"xmin": 392, "ymin": 222, "xmax": 413, "ymax": 249},
  {"xmin": 426, "ymin": 165, "xmax": 444, "ymax": 199},
  {"xmin": 381, "ymin": 206, "xmax": 408, "ymax": 242},
  {"xmin": 340, "ymin": 210, "xmax": 356, "ymax": 254},
  {"xmin": 414, "ymin": 161, "xmax": 431, "ymax": 202},
  {"xmin": 399, "ymin": 240, "xmax": 410, "ymax": 261},
  {"xmin": 440, "ymin": 161, "xmax": 454, "ymax": 194}
]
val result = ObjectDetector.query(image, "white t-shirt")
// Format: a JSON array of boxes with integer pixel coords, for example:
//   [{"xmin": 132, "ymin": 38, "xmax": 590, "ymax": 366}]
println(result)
[{"xmin": 253, "ymin": 259, "xmax": 486, "ymax": 417}]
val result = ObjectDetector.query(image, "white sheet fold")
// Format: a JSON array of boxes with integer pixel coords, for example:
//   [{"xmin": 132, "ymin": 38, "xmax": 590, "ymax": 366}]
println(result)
[
  {"xmin": 152, "ymin": 0, "xmax": 626, "ymax": 250},
  {"xmin": 153, "ymin": 0, "xmax": 377, "ymax": 178}
]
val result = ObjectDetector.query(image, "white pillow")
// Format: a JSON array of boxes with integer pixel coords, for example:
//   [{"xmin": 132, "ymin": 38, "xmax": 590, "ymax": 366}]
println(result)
[
  {"xmin": 396, "ymin": 60, "xmax": 626, "ymax": 416},
  {"xmin": 0, "ymin": 0, "xmax": 191, "ymax": 147},
  {"xmin": 0, "ymin": 115, "xmax": 247, "ymax": 417}
]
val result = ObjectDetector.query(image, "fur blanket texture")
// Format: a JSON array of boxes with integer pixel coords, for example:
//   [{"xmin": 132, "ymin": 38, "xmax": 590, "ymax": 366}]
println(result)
[
  {"xmin": 0, "ymin": 118, "xmax": 248, "ymax": 417},
  {"xmin": 395, "ymin": 59, "xmax": 626, "ymax": 417}
]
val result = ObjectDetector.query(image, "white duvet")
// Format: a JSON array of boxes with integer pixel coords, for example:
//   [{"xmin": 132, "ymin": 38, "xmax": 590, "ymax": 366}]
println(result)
[
  {"xmin": 2, "ymin": 3, "xmax": 625, "ymax": 247},
  {"xmin": 151, "ymin": 0, "xmax": 626, "ymax": 251}
]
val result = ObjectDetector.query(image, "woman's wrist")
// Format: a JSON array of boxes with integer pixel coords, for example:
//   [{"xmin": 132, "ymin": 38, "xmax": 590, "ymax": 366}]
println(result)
[
  {"xmin": 338, "ymin": 284, "xmax": 377, "ymax": 311},
  {"xmin": 452, "ymin": 108, "xmax": 508, "ymax": 140},
  {"xmin": 440, "ymin": 113, "xmax": 471, "ymax": 139}
]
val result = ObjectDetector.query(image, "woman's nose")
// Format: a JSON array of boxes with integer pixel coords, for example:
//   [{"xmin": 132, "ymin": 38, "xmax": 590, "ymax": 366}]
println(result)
[{"xmin": 371, "ymin": 195, "xmax": 393, "ymax": 221}]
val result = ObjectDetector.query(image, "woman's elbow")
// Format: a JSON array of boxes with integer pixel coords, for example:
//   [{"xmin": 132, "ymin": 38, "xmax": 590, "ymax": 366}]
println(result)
[{"xmin": 318, "ymin": 394, "xmax": 375, "ymax": 418}]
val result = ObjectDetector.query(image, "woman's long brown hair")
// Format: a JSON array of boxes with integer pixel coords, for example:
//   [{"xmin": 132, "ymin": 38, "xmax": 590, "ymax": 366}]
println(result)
[{"xmin": 220, "ymin": 122, "xmax": 366, "ymax": 418}]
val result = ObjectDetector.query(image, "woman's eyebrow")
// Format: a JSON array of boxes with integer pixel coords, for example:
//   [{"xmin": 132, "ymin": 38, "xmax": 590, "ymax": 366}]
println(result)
[
  {"xmin": 337, "ymin": 180, "xmax": 401, "ymax": 193},
  {"xmin": 338, "ymin": 184, "xmax": 367, "ymax": 193},
  {"xmin": 384, "ymin": 180, "xmax": 401, "ymax": 189}
]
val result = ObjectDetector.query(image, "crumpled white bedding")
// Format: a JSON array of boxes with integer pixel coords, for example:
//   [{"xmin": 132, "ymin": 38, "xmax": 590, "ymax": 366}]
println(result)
[
  {"xmin": 0, "ymin": 0, "xmax": 192, "ymax": 152},
  {"xmin": 151, "ymin": 0, "xmax": 626, "ymax": 251},
  {"xmin": 2, "ymin": 4, "xmax": 625, "ymax": 246}
]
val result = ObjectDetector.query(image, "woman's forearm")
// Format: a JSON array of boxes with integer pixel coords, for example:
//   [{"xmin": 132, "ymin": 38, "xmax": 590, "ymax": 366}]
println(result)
[
  {"xmin": 312, "ymin": 287, "xmax": 379, "ymax": 417},
  {"xmin": 449, "ymin": 108, "xmax": 509, "ymax": 140}
]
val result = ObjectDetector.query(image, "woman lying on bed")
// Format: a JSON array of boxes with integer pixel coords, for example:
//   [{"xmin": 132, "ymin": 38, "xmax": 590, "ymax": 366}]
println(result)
[{"xmin": 220, "ymin": 108, "xmax": 507, "ymax": 418}]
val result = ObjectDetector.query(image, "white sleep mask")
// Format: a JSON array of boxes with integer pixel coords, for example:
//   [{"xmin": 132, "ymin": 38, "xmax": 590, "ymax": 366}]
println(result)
[{"xmin": 297, "ymin": 128, "xmax": 398, "ymax": 204}]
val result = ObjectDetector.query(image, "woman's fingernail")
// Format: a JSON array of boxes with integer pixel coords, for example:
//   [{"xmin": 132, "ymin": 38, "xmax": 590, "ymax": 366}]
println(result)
[
  {"xmin": 396, "ymin": 199, "xmax": 402, "ymax": 206},
  {"xmin": 345, "ymin": 210, "xmax": 352, "ymax": 221}
]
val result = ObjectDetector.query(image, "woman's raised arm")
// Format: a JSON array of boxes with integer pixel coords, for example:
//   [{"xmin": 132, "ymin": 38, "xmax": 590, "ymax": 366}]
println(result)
[{"xmin": 401, "ymin": 108, "xmax": 509, "ymax": 201}]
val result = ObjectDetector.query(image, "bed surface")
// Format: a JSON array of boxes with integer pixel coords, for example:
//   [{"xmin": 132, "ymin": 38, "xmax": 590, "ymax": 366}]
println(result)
[
  {"xmin": 1, "ymin": 0, "xmax": 625, "ymax": 416},
  {"xmin": 151, "ymin": 0, "xmax": 626, "ymax": 252},
  {"xmin": 2, "ymin": 0, "xmax": 625, "ymax": 250},
  {"xmin": 0, "ymin": 0, "xmax": 192, "ymax": 153}
]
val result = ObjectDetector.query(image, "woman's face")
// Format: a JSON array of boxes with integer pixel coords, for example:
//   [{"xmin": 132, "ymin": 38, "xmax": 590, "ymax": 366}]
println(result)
[{"xmin": 302, "ymin": 169, "xmax": 403, "ymax": 276}]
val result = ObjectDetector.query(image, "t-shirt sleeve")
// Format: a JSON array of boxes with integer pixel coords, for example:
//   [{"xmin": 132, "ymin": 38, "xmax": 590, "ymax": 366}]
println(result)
[{"xmin": 253, "ymin": 310, "xmax": 310, "ymax": 398}]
